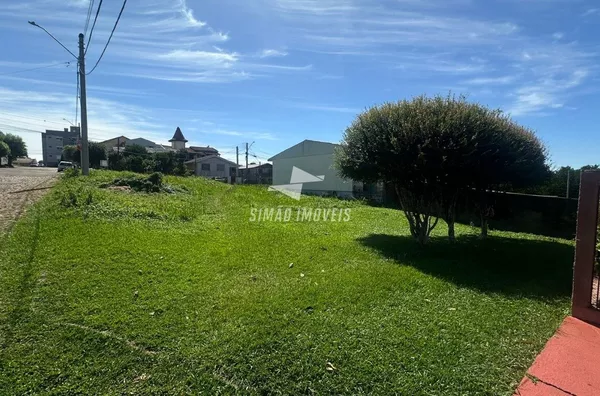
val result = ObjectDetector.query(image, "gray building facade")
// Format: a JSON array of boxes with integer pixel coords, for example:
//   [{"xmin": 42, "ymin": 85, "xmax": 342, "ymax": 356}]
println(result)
[{"xmin": 42, "ymin": 126, "xmax": 80, "ymax": 167}]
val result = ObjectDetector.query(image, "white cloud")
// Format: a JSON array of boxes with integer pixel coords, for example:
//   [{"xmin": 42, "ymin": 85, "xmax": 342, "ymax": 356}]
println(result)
[
  {"xmin": 508, "ymin": 69, "xmax": 590, "ymax": 116},
  {"xmin": 274, "ymin": 0, "xmax": 357, "ymax": 14},
  {"xmin": 156, "ymin": 50, "xmax": 239, "ymax": 66},
  {"xmin": 552, "ymin": 32, "xmax": 564, "ymax": 40},
  {"xmin": 582, "ymin": 8, "xmax": 599, "ymax": 17},
  {"xmin": 0, "ymin": 0, "xmax": 308, "ymax": 84},
  {"xmin": 178, "ymin": 0, "xmax": 205, "ymax": 27},
  {"xmin": 464, "ymin": 76, "xmax": 517, "ymax": 85},
  {"xmin": 259, "ymin": 49, "xmax": 288, "ymax": 58}
]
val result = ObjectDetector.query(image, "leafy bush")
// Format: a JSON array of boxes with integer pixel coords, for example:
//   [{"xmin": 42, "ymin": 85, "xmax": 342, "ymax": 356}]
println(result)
[
  {"xmin": 125, "ymin": 155, "xmax": 145, "ymax": 173},
  {"xmin": 108, "ymin": 152, "xmax": 126, "ymax": 171},
  {"xmin": 110, "ymin": 172, "xmax": 164, "ymax": 193},
  {"xmin": 63, "ymin": 168, "xmax": 80, "ymax": 178},
  {"xmin": 335, "ymin": 94, "xmax": 549, "ymax": 244},
  {"xmin": 59, "ymin": 186, "xmax": 94, "ymax": 208},
  {"xmin": 147, "ymin": 172, "xmax": 163, "ymax": 186}
]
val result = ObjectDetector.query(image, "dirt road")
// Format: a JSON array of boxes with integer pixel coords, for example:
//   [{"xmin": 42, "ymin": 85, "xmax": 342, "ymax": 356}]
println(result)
[{"xmin": 0, "ymin": 167, "xmax": 58, "ymax": 233}]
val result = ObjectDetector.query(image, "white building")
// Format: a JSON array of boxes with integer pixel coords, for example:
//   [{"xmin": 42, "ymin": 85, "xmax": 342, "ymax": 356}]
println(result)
[
  {"xmin": 42, "ymin": 126, "xmax": 80, "ymax": 167},
  {"xmin": 185, "ymin": 155, "xmax": 238, "ymax": 182},
  {"xmin": 268, "ymin": 139, "xmax": 353, "ymax": 197}
]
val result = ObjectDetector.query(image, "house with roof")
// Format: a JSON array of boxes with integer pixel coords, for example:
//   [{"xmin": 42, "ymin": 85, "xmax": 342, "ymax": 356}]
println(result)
[
  {"xmin": 239, "ymin": 162, "xmax": 273, "ymax": 184},
  {"xmin": 269, "ymin": 139, "xmax": 389, "ymax": 200},
  {"xmin": 97, "ymin": 127, "xmax": 220, "ymax": 157},
  {"xmin": 268, "ymin": 139, "xmax": 353, "ymax": 197},
  {"xmin": 185, "ymin": 155, "xmax": 238, "ymax": 182},
  {"xmin": 169, "ymin": 127, "xmax": 187, "ymax": 150}
]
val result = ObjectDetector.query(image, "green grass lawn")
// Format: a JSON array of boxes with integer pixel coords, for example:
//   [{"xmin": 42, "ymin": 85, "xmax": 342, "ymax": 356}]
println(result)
[{"xmin": 0, "ymin": 171, "xmax": 573, "ymax": 394}]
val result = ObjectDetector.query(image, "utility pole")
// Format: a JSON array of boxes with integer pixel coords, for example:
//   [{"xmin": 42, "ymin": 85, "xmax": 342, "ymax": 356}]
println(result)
[
  {"xmin": 236, "ymin": 146, "xmax": 239, "ymax": 183},
  {"xmin": 78, "ymin": 33, "xmax": 89, "ymax": 176},
  {"xmin": 27, "ymin": 21, "xmax": 88, "ymax": 173},
  {"xmin": 245, "ymin": 142, "xmax": 249, "ymax": 184}
]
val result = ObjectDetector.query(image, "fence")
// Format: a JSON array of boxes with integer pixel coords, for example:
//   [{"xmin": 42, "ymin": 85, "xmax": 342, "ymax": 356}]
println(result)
[
  {"xmin": 572, "ymin": 170, "xmax": 600, "ymax": 326},
  {"xmin": 457, "ymin": 189, "xmax": 578, "ymax": 238},
  {"xmin": 359, "ymin": 185, "xmax": 578, "ymax": 238}
]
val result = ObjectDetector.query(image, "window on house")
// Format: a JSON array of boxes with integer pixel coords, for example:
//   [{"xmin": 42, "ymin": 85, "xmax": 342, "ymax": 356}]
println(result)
[
  {"xmin": 217, "ymin": 164, "xmax": 225, "ymax": 171},
  {"xmin": 201, "ymin": 163, "xmax": 211, "ymax": 171}
]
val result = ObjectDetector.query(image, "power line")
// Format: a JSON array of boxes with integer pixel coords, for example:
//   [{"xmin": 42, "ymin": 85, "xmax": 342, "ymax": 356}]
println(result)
[
  {"xmin": 85, "ymin": 0, "xmax": 103, "ymax": 55},
  {"xmin": 0, "ymin": 113, "xmax": 69, "ymax": 127},
  {"xmin": 87, "ymin": 0, "xmax": 127, "ymax": 75},
  {"xmin": 0, "ymin": 61, "xmax": 71, "ymax": 76},
  {"xmin": 0, "ymin": 117, "xmax": 62, "ymax": 131},
  {"xmin": 83, "ymin": 0, "xmax": 95, "ymax": 36},
  {"xmin": 0, "ymin": 124, "xmax": 44, "ymax": 134},
  {"xmin": 27, "ymin": 21, "xmax": 77, "ymax": 59}
]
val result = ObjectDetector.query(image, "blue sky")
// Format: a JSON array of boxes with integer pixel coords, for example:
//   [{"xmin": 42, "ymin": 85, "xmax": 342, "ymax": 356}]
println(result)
[{"xmin": 0, "ymin": 0, "xmax": 598, "ymax": 166}]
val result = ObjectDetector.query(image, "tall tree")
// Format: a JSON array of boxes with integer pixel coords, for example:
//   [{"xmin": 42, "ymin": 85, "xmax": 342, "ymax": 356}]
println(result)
[
  {"xmin": 89, "ymin": 142, "xmax": 107, "ymax": 168},
  {"xmin": 1, "ymin": 133, "xmax": 27, "ymax": 165},
  {"xmin": 0, "ymin": 141, "xmax": 10, "ymax": 159},
  {"xmin": 123, "ymin": 144, "xmax": 148, "ymax": 157},
  {"xmin": 61, "ymin": 145, "xmax": 79, "ymax": 163}
]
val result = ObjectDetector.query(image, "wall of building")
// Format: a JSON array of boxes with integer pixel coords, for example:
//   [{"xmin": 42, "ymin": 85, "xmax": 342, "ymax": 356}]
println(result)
[
  {"xmin": 42, "ymin": 129, "xmax": 79, "ymax": 167},
  {"xmin": 195, "ymin": 157, "xmax": 236, "ymax": 179},
  {"xmin": 272, "ymin": 154, "xmax": 352, "ymax": 194},
  {"xmin": 172, "ymin": 141, "xmax": 186, "ymax": 150}
]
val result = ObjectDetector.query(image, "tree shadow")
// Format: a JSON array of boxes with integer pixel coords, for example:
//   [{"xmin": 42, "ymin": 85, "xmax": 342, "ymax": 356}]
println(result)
[{"xmin": 358, "ymin": 234, "xmax": 574, "ymax": 300}]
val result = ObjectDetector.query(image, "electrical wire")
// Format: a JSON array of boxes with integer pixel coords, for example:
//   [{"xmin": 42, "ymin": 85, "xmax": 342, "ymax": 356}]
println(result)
[
  {"xmin": 85, "ymin": 0, "xmax": 103, "ymax": 55},
  {"xmin": 0, "ymin": 113, "xmax": 68, "ymax": 128},
  {"xmin": 0, "ymin": 117, "xmax": 63, "ymax": 131},
  {"xmin": 87, "ymin": 0, "xmax": 127, "ymax": 75},
  {"xmin": 0, "ymin": 61, "xmax": 71, "ymax": 76},
  {"xmin": 83, "ymin": 0, "xmax": 95, "ymax": 36}
]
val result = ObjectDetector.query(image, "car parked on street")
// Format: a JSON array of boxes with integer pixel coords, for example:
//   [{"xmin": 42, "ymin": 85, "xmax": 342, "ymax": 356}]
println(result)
[{"xmin": 57, "ymin": 161, "xmax": 75, "ymax": 172}]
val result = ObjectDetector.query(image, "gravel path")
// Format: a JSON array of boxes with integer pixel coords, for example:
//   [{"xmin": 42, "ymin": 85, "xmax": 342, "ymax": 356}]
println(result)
[{"xmin": 0, "ymin": 168, "xmax": 58, "ymax": 233}]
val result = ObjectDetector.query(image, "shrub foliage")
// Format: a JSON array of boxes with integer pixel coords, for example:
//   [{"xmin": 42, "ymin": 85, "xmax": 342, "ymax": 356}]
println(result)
[{"xmin": 335, "ymin": 94, "xmax": 549, "ymax": 243}]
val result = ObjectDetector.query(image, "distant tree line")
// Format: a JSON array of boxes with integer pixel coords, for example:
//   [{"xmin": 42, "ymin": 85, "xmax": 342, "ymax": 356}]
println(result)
[
  {"xmin": 107, "ymin": 144, "xmax": 189, "ymax": 175},
  {"xmin": 0, "ymin": 131, "xmax": 28, "ymax": 166},
  {"xmin": 61, "ymin": 142, "xmax": 108, "ymax": 168},
  {"xmin": 61, "ymin": 143, "xmax": 189, "ymax": 176},
  {"xmin": 516, "ymin": 165, "xmax": 600, "ymax": 199}
]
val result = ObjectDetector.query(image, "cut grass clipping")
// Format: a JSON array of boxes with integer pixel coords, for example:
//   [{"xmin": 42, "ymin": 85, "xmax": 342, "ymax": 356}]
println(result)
[{"xmin": 0, "ymin": 170, "xmax": 572, "ymax": 394}]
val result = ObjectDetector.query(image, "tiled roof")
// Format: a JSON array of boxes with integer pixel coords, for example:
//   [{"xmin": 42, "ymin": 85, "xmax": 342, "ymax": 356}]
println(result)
[{"xmin": 169, "ymin": 127, "xmax": 188, "ymax": 142}]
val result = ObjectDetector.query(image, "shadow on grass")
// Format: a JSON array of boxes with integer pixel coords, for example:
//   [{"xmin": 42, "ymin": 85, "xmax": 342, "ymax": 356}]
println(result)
[{"xmin": 358, "ymin": 234, "xmax": 574, "ymax": 300}]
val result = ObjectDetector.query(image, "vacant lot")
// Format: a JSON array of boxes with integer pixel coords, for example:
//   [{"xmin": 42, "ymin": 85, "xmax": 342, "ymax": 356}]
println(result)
[{"xmin": 0, "ymin": 171, "xmax": 573, "ymax": 394}]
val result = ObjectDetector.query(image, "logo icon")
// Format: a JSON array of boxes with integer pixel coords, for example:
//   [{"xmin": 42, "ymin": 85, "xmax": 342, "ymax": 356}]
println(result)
[{"xmin": 268, "ymin": 166, "xmax": 325, "ymax": 200}]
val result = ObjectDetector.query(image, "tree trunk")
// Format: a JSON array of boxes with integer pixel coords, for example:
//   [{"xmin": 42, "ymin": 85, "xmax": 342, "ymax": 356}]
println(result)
[
  {"xmin": 479, "ymin": 187, "xmax": 488, "ymax": 239},
  {"xmin": 447, "ymin": 220, "xmax": 455, "ymax": 242},
  {"xmin": 480, "ymin": 215, "xmax": 488, "ymax": 239},
  {"xmin": 417, "ymin": 215, "xmax": 430, "ymax": 245}
]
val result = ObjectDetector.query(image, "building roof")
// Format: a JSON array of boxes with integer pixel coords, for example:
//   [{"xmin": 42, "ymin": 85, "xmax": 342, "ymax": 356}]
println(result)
[
  {"xmin": 239, "ymin": 162, "xmax": 272, "ymax": 169},
  {"xmin": 184, "ymin": 155, "xmax": 238, "ymax": 167},
  {"xmin": 128, "ymin": 137, "xmax": 159, "ymax": 148},
  {"xmin": 99, "ymin": 136, "xmax": 129, "ymax": 145},
  {"xmin": 169, "ymin": 127, "xmax": 188, "ymax": 142},
  {"xmin": 188, "ymin": 146, "xmax": 218, "ymax": 152},
  {"xmin": 268, "ymin": 139, "xmax": 339, "ymax": 161}
]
